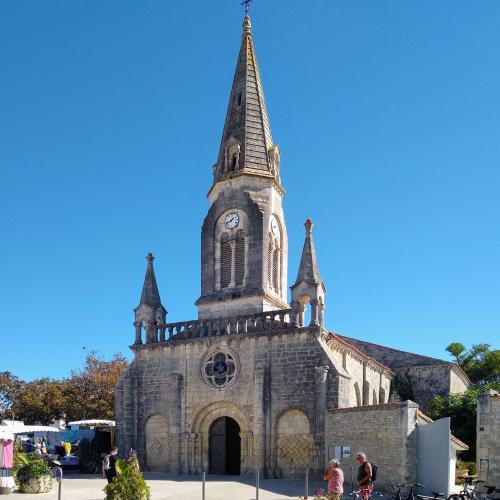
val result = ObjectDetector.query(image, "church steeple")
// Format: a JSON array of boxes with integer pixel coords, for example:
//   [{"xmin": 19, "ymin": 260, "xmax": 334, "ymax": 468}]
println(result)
[
  {"xmin": 133, "ymin": 253, "xmax": 167, "ymax": 344},
  {"xmin": 213, "ymin": 15, "xmax": 281, "ymax": 183},
  {"xmin": 197, "ymin": 14, "xmax": 288, "ymax": 320}
]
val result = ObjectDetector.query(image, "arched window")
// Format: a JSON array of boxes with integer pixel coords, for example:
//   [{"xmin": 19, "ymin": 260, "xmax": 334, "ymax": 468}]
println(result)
[
  {"xmin": 221, "ymin": 234, "xmax": 232, "ymax": 288},
  {"xmin": 272, "ymin": 246, "xmax": 279, "ymax": 291},
  {"xmin": 234, "ymin": 231, "xmax": 245, "ymax": 286},
  {"xmin": 267, "ymin": 239, "xmax": 273, "ymax": 286}
]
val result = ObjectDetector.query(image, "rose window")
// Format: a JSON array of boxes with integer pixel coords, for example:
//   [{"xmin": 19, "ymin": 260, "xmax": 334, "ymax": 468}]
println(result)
[{"xmin": 202, "ymin": 351, "xmax": 238, "ymax": 388}]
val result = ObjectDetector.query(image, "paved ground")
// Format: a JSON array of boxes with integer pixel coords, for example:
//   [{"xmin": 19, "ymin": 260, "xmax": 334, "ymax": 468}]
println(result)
[{"xmin": 12, "ymin": 472, "xmax": 325, "ymax": 499}]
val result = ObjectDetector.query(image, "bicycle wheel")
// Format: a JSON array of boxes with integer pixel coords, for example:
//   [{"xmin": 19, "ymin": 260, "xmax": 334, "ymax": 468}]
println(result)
[{"xmin": 447, "ymin": 495, "xmax": 462, "ymax": 500}]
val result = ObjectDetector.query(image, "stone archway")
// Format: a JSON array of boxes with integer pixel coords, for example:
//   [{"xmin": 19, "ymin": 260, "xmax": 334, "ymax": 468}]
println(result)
[
  {"xmin": 191, "ymin": 401, "xmax": 251, "ymax": 475},
  {"xmin": 276, "ymin": 409, "xmax": 314, "ymax": 478},
  {"xmin": 145, "ymin": 413, "xmax": 169, "ymax": 471}
]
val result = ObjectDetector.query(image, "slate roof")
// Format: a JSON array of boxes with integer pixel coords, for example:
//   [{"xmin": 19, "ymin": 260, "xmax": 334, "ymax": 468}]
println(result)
[
  {"xmin": 337, "ymin": 335, "xmax": 452, "ymax": 369},
  {"xmin": 216, "ymin": 16, "xmax": 274, "ymax": 175}
]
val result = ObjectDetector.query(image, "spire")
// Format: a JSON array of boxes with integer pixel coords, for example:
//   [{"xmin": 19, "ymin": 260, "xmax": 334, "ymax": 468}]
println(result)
[
  {"xmin": 134, "ymin": 252, "xmax": 167, "ymax": 345},
  {"xmin": 213, "ymin": 15, "xmax": 281, "ymax": 182},
  {"xmin": 293, "ymin": 219, "xmax": 324, "ymax": 288},
  {"xmin": 139, "ymin": 252, "xmax": 162, "ymax": 308},
  {"xmin": 290, "ymin": 219, "xmax": 326, "ymax": 327}
]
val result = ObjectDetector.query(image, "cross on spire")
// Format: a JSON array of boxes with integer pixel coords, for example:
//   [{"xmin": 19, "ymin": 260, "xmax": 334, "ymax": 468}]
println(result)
[{"xmin": 241, "ymin": 0, "xmax": 252, "ymax": 15}]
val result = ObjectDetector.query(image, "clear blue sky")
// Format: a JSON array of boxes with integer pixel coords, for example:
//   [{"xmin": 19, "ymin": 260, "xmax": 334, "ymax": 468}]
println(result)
[{"xmin": 1, "ymin": 1, "xmax": 498, "ymax": 381}]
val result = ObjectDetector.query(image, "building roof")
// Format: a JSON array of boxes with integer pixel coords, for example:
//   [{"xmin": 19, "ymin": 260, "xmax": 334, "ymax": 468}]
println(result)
[
  {"xmin": 139, "ymin": 253, "xmax": 163, "ymax": 308},
  {"xmin": 292, "ymin": 219, "xmax": 325, "ymax": 290},
  {"xmin": 338, "ymin": 335, "xmax": 454, "ymax": 369},
  {"xmin": 214, "ymin": 16, "xmax": 275, "ymax": 179}
]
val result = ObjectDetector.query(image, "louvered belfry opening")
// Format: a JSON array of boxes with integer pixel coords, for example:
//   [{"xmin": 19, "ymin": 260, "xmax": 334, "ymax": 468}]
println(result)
[
  {"xmin": 220, "ymin": 231, "xmax": 246, "ymax": 289},
  {"xmin": 267, "ymin": 235, "xmax": 280, "ymax": 294},
  {"xmin": 234, "ymin": 231, "xmax": 245, "ymax": 286},
  {"xmin": 221, "ymin": 234, "xmax": 232, "ymax": 288}
]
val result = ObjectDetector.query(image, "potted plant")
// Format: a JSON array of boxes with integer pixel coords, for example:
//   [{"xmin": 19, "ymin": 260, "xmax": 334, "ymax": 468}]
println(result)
[
  {"xmin": 15, "ymin": 453, "xmax": 53, "ymax": 494},
  {"xmin": 455, "ymin": 459, "xmax": 470, "ymax": 484},
  {"xmin": 103, "ymin": 458, "xmax": 150, "ymax": 500}
]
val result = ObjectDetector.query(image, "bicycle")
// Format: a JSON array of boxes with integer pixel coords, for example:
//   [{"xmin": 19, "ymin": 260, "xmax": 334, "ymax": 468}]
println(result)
[
  {"xmin": 349, "ymin": 488, "xmax": 384, "ymax": 500},
  {"xmin": 448, "ymin": 476, "xmax": 485, "ymax": 500},
  {"xmin": 391, "ymin": 483, "xmax": 425, "ymax": 500}
]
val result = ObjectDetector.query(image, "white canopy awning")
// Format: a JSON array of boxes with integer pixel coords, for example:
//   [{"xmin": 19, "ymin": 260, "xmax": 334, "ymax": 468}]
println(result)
[{"xmin": 68, "ymin": 419, "xmax": 115, "ymax": 427}]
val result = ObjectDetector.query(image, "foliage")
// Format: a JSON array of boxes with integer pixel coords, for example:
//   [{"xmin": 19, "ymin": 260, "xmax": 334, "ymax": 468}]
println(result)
[
  {"xmin": 63, "ymin": 351, "xmax": 129, "ymax": 421},
  {"xmin": 3, "ymin": 352, "xmax": 128, "ymax": 424},
  {"xmin": 429, "ymin": 382, "xmax": 500, "ymax": 461},
  {"xmin": 0, "ymin": 371, "xmax": 22, "ymax": 419},
  {"xmin": 104, "ymin": 458, "xmax": 150, "ymax": 500},
  {"xmin": 11, "ymin": 377, "xmax": 67, "ymax": 425},
  {"xmin": 445, "ymin": 343, "xmax": 500, "ymax": 385},
  {"xmin": 15, "ymin": 453, "xmax": 51, "ymax": 485},
  {"xmin": 456, "ymin": 460, "xmax": 477, "ymax": 476},
  {"xmin": 390, "ymin": 370, "xmax": 415, "ymax": 401}
]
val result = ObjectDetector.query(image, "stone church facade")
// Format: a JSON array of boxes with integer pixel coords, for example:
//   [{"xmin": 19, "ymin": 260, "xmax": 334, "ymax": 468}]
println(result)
[{"xmin": 115, "ymin": 15, "xmax": 468, "ymax": 478}]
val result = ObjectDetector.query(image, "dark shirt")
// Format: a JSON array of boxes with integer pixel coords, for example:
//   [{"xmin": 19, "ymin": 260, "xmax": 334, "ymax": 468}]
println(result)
[
  {"xmin": 108, "ymin": 454, "xmax": 117, "ymax": 474},
  {"xmin": 358, "ymin": 463, "xmax": 371, "ymax": 485}
]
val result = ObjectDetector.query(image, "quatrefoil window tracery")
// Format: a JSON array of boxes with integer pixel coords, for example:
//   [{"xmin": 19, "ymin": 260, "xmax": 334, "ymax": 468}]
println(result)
[{"xmin": 202, "ymin": 351, "xmax": 238, "ymax": 389}]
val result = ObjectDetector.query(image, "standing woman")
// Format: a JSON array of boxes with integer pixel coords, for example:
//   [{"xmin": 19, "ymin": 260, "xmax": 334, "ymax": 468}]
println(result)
[{"xmin": 324, "ymin": 459, "xmax": 344, "ymax": 499}]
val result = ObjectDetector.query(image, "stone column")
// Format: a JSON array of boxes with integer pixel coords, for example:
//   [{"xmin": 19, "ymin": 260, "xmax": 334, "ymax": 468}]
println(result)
[
  {"xmin": 290, "ymin": 300, "xmax": 300, "ymax": 327},
  {"xmin": 159, "ymin": 326, "xmax": 166, "ymax": 342},
  {"xmin": 146, "ymin": 320, "xmax": 157, "ymax": 343},
  {"xmin": 134, "ymin": 321, "xmax": 143, "ymax": 344},
  {"xmin": 314, "ymin": 365, "xmax": 329, "ymax": 474},
  {"xmin": 229, "ymin": 240, "xmax": 236, "ymax": 287},
  {"xmin": 168, "ymin": 373, "xmax": 183, "ymax": 473},
  {"xmin": 310, "ymin": 299, "xmax": 320, "ymax": 326},
  {"xmin": 253, "ymin": 363, "xmax": 266, "ymax": 474},
  {"xmin": 318, "ymin": 302, "xmax": 325, "ymax": 327}
]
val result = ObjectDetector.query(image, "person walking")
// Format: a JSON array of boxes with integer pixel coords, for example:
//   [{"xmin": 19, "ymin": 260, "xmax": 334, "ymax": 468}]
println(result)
[
  {"xmin": 102, "ymin": 446, "xmax": 119, "ymax": 484},
  {"xmin": 324, "ymin": 458, "xmax": 344, "ymax": 499},
  {"xmin": 356, "ymin": 452, "xmax": 373, "ymax": 500}
]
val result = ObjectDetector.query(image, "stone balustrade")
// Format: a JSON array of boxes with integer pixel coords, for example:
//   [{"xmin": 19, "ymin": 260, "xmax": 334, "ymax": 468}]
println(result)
[{"xmin": 134, "ymin": 308, "xmax": 293, "ymax": 345}]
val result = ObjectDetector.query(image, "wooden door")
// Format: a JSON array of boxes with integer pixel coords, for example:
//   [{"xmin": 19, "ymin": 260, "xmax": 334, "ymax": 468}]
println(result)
[{"xmin": 209, "ymin": 417, "xmax": 226, "ymax": 473}]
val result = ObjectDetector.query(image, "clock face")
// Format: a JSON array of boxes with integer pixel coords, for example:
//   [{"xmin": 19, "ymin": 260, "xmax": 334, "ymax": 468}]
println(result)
[
  {"xmin": 271, "ymin": 218, "xmax": 279, "ymax": 236},
  {"xmin": 225, "ymin": 212, "xmax": 240, "ymax": 229}
]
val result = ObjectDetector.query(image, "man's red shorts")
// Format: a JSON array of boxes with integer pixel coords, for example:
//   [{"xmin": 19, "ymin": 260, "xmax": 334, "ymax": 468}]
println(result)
[{"xmin": 360, "ymin": 484, "xmax": 373, "ymax": 500}]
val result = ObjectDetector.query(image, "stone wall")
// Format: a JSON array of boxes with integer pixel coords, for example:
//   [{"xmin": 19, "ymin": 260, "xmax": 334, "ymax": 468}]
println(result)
[
  {"xmin": 115, "ymin": 326, "xmax": 393, "ymax": 479},
  {"xmin": 324, "ymin": 402, "xmax": 419, "ymax": 490},
  {"xmin": 339, "ymin": 336, "xmax": 469, "ymax": 411},
  {"xmin": 477, "ymin": 391, "xmax": 500, "ymax": 485}
]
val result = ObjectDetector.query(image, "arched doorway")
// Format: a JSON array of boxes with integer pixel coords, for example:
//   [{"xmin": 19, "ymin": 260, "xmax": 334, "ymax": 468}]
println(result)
[{"xmin": 209, "ymin": 416, "xmax": 241, "ymax": 475}]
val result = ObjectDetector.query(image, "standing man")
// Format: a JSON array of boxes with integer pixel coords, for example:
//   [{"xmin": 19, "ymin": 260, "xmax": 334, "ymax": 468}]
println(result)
[
  {"xmin": 103, "ymin": 446, "xmax": 119, "ymax": 484},
  {"xmin": 356, "ymin": 452, "xmax": 373, "ymax": 500}
]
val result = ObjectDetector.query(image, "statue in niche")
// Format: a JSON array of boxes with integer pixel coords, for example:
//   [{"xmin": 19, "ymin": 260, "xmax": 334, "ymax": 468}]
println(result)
[{"xmin": 268, "ymin": 145, "xmax": 281, "ymax": 180}]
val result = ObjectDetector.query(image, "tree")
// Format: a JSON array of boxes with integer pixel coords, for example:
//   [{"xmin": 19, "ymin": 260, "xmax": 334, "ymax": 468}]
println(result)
[
  {"xmin": 11, "ymin": 378, "xmax": 67, "ymax": 425},
  {"xmin": 63, "ymin": 352, "xmax": 128, "ymax": 422},
  {"xmin": 446, "ymin": 342, "xmax": 500, "ymax": 385},
  {"xmin": 0, "ymin": 371, "xmax": 21, "ymax": 419}
]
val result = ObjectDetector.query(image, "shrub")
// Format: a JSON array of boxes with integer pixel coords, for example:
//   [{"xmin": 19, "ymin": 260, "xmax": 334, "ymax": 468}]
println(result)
[
  {"xmin": 15, "ymin": 452, "xmax": 51, "ymax": 486},
  {"xmin": 103, "ymin": 458, "xmax": 150, "ymax": 500}
]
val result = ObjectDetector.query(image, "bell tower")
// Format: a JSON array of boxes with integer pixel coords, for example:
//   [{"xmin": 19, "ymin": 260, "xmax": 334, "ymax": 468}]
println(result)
[{"xmin": 196, "ymin": 15, "xmax": 289, "ymax": 319}]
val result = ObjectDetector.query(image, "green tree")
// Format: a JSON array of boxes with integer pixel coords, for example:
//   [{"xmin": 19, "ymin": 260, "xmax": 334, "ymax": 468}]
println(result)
[
  {"xmin": 446, "ymin": 343, "xmax": 500, "ymax": 385},
  {"xmin": 0, "ymin": 371, "xmax": 22, "ymax": 419},
  {"xmin": 11, "ymin": 378, "xmax": 67, "ymax": 425}
]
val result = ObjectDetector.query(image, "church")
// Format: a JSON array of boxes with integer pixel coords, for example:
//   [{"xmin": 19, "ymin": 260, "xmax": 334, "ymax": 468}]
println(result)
[{"xmin": 115, "ymin": 14, "xmax": 469, "ymax": 480}]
